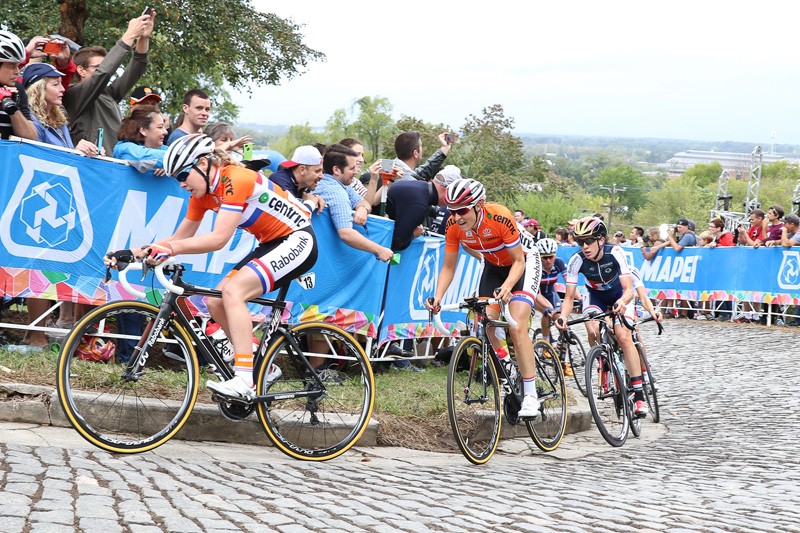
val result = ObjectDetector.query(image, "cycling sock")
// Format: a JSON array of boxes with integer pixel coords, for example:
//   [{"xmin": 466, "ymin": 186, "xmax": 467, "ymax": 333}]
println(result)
[
  {"xmin": 630, "ymin": 375, "xmax": 644, "ymax": 401},
  {"xmin": 522, "ymin": 376, "xmax": 537, "ymax": 397},
  {"xmin": 234, "ymin": 352, "xmax": 254, "ymax": 386}
]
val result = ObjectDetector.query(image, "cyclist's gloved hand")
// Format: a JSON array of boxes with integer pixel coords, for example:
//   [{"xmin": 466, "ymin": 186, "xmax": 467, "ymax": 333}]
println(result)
[
  {"xmin": 143, "ymin": 243, "xmax": 174, "ymax": 265},
  {"xmin": 104, "ymin": 249, "xmax": 136, "ymax": 281},
  {"xmin": 425, "ymin": 297, "xmax": 441, "ymax": 314}
]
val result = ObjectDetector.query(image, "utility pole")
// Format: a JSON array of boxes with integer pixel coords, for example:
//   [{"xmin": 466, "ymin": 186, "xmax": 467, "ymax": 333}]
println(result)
[{"xmin": 598, "ymin": 183, "xmax": 626, "ymax": 227}]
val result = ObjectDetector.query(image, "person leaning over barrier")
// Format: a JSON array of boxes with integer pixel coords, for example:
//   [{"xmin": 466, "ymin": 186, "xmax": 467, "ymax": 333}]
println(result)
[
  {"xmin": 764, "ymin": 213, "xmax": 800, "ymax": 247},
  {"xmin": 105, "ymin": 133, "xmax": 324, "ymax": 399},
  {"xmin": 426, "ymin": 178, "xmax": 544, "ymax": 420},
  {"xmin": 64, "ymin": 10, "xmax": 154, "ymax": 154}
]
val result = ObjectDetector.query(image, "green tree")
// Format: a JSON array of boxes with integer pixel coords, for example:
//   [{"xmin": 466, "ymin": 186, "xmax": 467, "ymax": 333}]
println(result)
[
  {"xmin": 513, "ymin": 192, "xmax": 584, "ymax": 234},
  {"xmin": 452, "ymin": 104, "xmax": 525, "ymax": 202},
  {"xmin": 270, "ymin": 123, "xmax": 320, "ymax": 157},
  {"xmin": 683, "ymin": 161, "xmax": 723, "ymax": 188},
  {"xmin": 593, "ymin": 164, "xmax": 648, "ymax": 222},
  {"xmin": 351, "ymin": 96, "xmax": 397, "ymax": 160},
  {"xmin": 3, "ymin": 1, "xmax": 324, "ymax": 121},
  {"xmin": 639, "ymin": 176, "xmax": 714, "ymax": 228}
]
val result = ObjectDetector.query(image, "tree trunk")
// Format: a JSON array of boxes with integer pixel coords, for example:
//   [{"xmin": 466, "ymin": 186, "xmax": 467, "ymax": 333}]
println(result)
[{"xmin": 57, "ymin": 0, "xmax": 88, "ymax": 46}]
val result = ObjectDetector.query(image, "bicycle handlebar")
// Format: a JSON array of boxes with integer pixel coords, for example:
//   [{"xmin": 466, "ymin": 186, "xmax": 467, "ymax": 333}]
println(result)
[
  {"xmin": 117, "ymin": 258, "xmax": 183, "ymax": 299},
  {"xmin": 428, "ymin": 297, "xmax": 517, "ymax": 336}
]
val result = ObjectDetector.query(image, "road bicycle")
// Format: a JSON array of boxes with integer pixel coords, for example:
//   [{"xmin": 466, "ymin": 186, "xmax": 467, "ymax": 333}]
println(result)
[
  {"xmin": 431, "ymin": 297, "xmax": 566, "ymax": 464},
  {"xmin": 533, "ymin": 315, "xmax": 589, "ymax": 397},
  {"xmin": 584, "ymin": 310, "xmax": 662, "ymax": 447},
  {"xmin": 55, "ymin": 257, "xmax": 375, "ymax": 461}
]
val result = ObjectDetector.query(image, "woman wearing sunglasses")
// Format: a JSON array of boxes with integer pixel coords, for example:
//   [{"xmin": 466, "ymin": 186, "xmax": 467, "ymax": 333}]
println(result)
[
  {"xmin": 107, "ymin": 133, "xmax": 324, "ymax": 399},
  {"xmin": 555, "ymin": 216, "xmax": 648, "ymax": 418},
  {"xmin": 425, "ymin": 178, "xmax": 543, "ymax": 420}
]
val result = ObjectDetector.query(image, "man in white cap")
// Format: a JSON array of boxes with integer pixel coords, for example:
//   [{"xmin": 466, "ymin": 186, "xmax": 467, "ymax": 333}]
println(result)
[
  {"xmin": 386, "ymin": 164, "xmax": 462, "ymax": 250},
  {"xmin": 267, "ymin": 144, "xmax": 326, "ymax": 210}
]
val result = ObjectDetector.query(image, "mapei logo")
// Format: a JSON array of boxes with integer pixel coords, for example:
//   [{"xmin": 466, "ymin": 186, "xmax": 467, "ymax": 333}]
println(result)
[
  {"xmin": 777, "ymin": 251, "xmax": 800, "ymax": 290},
  {"xmin": 0, "ymin": 155, "xmax": 93, "ymax": 261}
]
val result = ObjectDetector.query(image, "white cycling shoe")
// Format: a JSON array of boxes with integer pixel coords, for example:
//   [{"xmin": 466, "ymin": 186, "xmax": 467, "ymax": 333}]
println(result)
[
  {"xmin": 207, "ymin": 375, "xmax": 255, "ymax": 400},
  {"xmin": 518, "ymin": 394, "xmax": 541, "ymax": 420}
]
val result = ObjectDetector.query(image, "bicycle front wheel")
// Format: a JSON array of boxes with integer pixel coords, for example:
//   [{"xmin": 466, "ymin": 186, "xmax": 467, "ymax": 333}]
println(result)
[
  {"xmin": 56, "ymin": 300, "xmax": 200, "ymax": 453},
  {"xmin": 586, "ymin": 345, "xmax": 629, "ymax": 447},
  {"xmin": 526, "ymin": 339, "xmax": 567, "ymax": 452},
  {"xmin": 255, "ymin": 322, "xmax": 374, "ymax": 461},
  {"xmin": 447, "ymin": 337, "xmax": 502, "ymax": 465},
  {"xmin": 565, "ymin": 330, "xmax": 588, "ymax": 397}
]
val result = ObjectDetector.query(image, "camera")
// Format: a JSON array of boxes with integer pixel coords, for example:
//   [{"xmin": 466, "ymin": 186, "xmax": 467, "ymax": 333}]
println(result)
[
  {"xmin": 445, "ymin": 133, "xmax": 457, "ymax": 143},
  {"xmin": 0, "ymin": 87, "xmax": 18, "ymax": 116},
  {"xmin": 142, "ymin": 6, "xmax": 154, "ymax": 15}
]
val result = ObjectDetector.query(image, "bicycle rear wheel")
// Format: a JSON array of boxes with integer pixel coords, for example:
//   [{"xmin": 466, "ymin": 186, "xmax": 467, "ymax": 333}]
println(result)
[
  {"xmin": 638, "ymin": 342, "xmax": 660, "ymax": 423},
  {"xmin": 586, "ymin": 345, "xmax": 629, "ymax": 447},
  {"xmin": 565, "ymin": 330, "xmax": 588, "ymax": 397},
  {"xmin": 526, "ymin": 339, "xmax": 567, "ymax": 452},
  {"xmin": 56, "ymin": 301, "xmax": 199, "ymax": 453},
  {"xmin": 255, "ymin": 322, "xmax": 374, "ymax": 461},
  {"xmin": 447, "ymin": 337, "xmax": 501, "ymax": 465}
]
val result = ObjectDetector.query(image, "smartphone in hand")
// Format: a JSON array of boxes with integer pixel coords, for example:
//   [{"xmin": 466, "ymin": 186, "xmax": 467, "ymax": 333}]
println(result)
[
  {"xmin": 445, "ymin": 133, "xmax": 457, "ymax": 143},
  {"xmin": 242, "ymin": 142, "xmax": 254, "ymax": 161},
  {"xmin": 96, "ymin": 128, "xmax": 104, "ymax": 151},
  {"xmin": 142, "ymin": 6, "xmax": 154, "ymax": 15}
]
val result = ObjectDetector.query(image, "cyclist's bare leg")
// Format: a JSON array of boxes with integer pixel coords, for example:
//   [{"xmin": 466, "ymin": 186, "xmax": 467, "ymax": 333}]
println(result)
[
  {"xmin": 584, "ymin": 319, "xmax": 600, "ymax": 346},
  {"xmin": 614, "ymin": 322, "xmax": 642, "ymax": 376},
  {"xmin": 211, "ymin": 269, "xmax": 265, "ymax": 385}
]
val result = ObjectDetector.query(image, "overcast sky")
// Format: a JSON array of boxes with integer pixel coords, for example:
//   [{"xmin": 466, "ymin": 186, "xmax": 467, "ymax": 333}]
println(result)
[{"xmin": 239, "ymin": 0, "xmax": 800, "ymax": 146}]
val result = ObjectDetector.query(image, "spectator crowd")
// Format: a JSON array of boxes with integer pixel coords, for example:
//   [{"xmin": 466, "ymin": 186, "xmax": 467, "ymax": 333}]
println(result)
[{"xmin": 1, "ymin": 11, "xmax": 798, "ymax": 357}]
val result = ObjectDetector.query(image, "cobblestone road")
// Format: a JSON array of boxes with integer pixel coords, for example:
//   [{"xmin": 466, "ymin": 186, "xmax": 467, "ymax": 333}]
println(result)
[{"xmin": 2, "ymin": 321, "xmax": 798, "ymax": 532}]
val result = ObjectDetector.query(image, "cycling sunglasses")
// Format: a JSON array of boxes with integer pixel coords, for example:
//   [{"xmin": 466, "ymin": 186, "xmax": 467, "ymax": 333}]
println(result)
[
  {"xmin": 448, "ymin": 206, "xmax": 473, "ymax": 217},
  {"xmin": 576, "ymin": 237, "xmax": 599, "ymax": 246},
  {"xmin": 174, "ymin": 164, "xmax": 196, "ymax": 183}
]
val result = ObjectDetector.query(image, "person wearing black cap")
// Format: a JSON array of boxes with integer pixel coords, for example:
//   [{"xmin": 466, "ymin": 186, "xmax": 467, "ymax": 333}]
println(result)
[{"xmin": 667, "ymin": 217, "xmax": 697, "ymax": 252}]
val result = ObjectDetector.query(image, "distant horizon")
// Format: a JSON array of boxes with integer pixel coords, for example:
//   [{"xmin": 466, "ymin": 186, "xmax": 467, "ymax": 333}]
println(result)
[{"xmin": 234, "ymin": 121, "xmax": 800, "ymax": 153}]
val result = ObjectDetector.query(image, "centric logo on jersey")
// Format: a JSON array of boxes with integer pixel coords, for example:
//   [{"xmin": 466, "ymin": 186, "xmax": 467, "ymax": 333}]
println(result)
[{"xmin": 0, "ymin": 155, "xmax": 93, "ymax": 261}]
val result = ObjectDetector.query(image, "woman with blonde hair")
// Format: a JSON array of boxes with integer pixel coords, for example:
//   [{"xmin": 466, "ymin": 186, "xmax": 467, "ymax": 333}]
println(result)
[{"xmin": 23, "ymin": 63, "xmax": 98, "ymax": 155}]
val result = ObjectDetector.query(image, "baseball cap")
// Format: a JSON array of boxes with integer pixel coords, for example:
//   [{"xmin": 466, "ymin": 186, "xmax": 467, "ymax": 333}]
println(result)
[
  {"xmin": 675, "ymin": 218, "xmax": 690, "ymax": 227},
  {"xmin": 434, "ymin": 164, "xmax": 461, "ymax": 186},
  {"xmin": 21, "ymin": 63, "xmax": 64, "ymax": 88},
  {"xmin": 523, "ymin": 218, "xmax": 536, "ymax": 228},
  {"xmin": 783, "ymin": 213, "xmax": 800, "ymax": 225},
  {"xmin": 281, "ymin": 145, "xmax": 323, "ymax": 168},
  {"xmin": 614, "ymin": 231, "xmax": 624, "ymax": 237},
  {"xmin": 130, "ymin": 86, "xmax": 162, "ymax": 105}
]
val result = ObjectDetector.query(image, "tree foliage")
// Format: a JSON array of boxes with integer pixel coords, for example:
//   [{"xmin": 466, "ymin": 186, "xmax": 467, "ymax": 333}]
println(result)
[
  {"xmin": 3, "ymin": 0, "xmax": 324, "ymax": 122},
  {"xmin": 594, "ymin": 164, "xmax": 648, "ymax": 217},
  {"xmin": 683, "ymin": 161, "xmax": 723, "ymax": 188}
]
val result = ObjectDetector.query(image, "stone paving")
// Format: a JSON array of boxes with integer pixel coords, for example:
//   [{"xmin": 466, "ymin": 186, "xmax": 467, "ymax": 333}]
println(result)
[{"xmin": 1, "ymin": 320, "xmax": 799, "ymax": 531}]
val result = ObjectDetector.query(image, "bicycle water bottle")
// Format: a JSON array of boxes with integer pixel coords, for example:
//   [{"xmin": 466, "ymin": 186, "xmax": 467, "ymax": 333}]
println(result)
[{"xmin": 206, "ymin": 322, "xmax": 234, "ymax": 363}]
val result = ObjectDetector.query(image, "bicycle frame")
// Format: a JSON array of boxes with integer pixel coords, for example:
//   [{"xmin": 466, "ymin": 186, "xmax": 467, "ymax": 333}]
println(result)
[{"xmin": 118, "ymin": 260, "xmax": 325, "ymax": 404}]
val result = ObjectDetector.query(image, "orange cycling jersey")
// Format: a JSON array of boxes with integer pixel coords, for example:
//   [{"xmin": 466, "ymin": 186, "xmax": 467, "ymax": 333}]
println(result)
[
  {"xmin": 444, "ymin": 202, "xmax": 522, "ymax": 267},
  {"xmin": 185, "ymin": 165, "xmax": 312, "ymax": 243}
]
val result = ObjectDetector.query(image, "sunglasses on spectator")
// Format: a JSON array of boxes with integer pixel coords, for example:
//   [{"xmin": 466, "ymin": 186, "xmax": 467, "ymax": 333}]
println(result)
[
  {"xmin": 448, "ymin": 206, "xmax": 472, "ymax": 216},
  {"xmin": 175, "ymin": 164, "xmax": 197, "ymax": 183},
  {"xmin": 576, "ymin": 237, "xmax": 599, "ymax": 246}
]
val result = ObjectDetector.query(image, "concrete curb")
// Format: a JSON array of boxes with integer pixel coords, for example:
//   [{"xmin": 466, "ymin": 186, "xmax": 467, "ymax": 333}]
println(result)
[{"xmin": 0, "ymin": 381, "xmax": 592, "ymax": 448}]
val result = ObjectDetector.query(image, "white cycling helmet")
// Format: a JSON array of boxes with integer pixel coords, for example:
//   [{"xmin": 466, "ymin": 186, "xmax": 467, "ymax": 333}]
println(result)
[
  {"xmin": 536, "ymin": 237, "xmax": 558, "ymax": 256},
  {"xmin": 0, "ymin": 31, "xmax": 25, "ymax": 64},
  {"xmin": 163, "ymin": 133, "xmax": 216, "ymax": 178},
  {"xmin": 445, "ymin": 178, "xmax": 486, "ymax": 208}
]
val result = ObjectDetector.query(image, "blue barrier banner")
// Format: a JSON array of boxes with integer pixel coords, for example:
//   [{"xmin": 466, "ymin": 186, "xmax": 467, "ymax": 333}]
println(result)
[
  {"xmin": 555, "ymin": 244, "xmax": 800, "ymax": 305},
  {"xmin": 381, "ymin": 235, "xmax": 482, "ymax": 342}
]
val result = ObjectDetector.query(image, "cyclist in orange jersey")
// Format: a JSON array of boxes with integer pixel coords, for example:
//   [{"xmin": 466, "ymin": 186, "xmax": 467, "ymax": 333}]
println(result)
[
  {"xmin": 105, "ymin": 133, "xmax": 324, "ymax": 399},
  {"xmin": 426, "ymin": 178, "xmax": 543, "ymax": 420}
]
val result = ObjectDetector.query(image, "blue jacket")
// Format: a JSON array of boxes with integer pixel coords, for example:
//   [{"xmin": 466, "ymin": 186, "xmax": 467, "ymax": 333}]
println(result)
[{"xmin": 113, "ymin": 141, "xmax": 168, "ymax": 173}]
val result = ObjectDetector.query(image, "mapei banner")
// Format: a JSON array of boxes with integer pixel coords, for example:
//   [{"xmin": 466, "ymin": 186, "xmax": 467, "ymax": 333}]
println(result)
[
  {"xmin": 556, "ymin": 244, "xmax": 800, "ymax": 305},
  {"xmin": 0, "ymin": 140, "xmax": 476, "ymax": 340}
]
